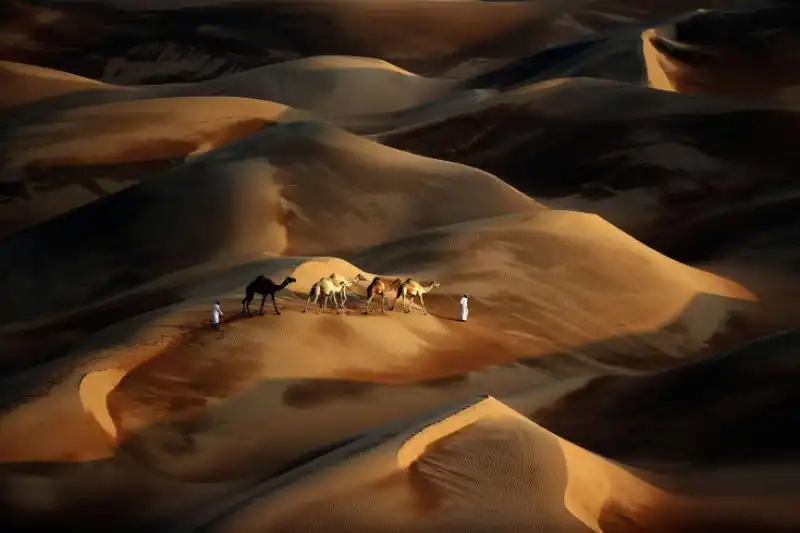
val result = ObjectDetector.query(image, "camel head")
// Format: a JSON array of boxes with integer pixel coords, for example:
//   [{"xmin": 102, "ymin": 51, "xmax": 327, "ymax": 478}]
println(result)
[
  {"xmin": 354, "ymin": 273, "xmax": 368, "ymax": 283},
  {"xmin": 429, "ymin": 281, "xmax": 441, "ymax": 289},
  {"xmin": 284, "ymin": 276, "xmax": 297, "ymax": 285}
]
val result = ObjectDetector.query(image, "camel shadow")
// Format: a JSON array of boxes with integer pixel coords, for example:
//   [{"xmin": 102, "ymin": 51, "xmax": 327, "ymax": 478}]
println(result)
[
  {"xmin": 4, "ymin": 324, "xmax": 800, "ymax": 532},
  {"xmin": 0, "ymin": 282, "xmax": 800, "ymax": 533}
]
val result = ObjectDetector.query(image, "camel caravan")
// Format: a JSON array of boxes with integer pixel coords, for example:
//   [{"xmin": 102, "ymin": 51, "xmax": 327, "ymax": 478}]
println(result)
[{"xmin": 234, "ymin": 272, "xmax": 443, "ymax": 319}]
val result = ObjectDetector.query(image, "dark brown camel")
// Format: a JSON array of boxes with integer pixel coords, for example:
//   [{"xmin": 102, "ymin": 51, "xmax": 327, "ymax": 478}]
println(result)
[
  {"xmin": 242, "ymin": 276, "xmax": 297, "ymax": 316},
  {"xmin": 364, "ymin": 277, "xmax": 403, "ymax": 314}
]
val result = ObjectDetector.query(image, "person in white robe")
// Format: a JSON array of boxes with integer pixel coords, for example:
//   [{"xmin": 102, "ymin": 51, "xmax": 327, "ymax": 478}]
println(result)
[{"xmin": 459, "ymin": 294, "xmax": 469, "ymax": 322}]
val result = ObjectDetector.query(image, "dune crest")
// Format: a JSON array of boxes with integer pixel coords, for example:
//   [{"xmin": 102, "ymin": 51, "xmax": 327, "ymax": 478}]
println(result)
[
  {"xmin": 641, "ymin": 4, "xmax": 800, "ymax": 102},
  {"xmin": 0, "ymin": 96, "xmax": 311, "ymax": 238},
  {"xmin": 3, "ymin": 1, "xmax": 800, "ymax": 532},
  {"xmin": 78, "ymin": 368, "xmax": 129, "ymax": 441},
  {"xmin": 0, "ymin": 60, "xmax": 111, "ymax": 108}
]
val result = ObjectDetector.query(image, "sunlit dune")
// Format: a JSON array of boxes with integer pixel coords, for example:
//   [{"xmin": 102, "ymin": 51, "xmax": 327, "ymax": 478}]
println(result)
[{"xmin": 2, "ymin": 1, "xmax": 800, "ymax": 532}]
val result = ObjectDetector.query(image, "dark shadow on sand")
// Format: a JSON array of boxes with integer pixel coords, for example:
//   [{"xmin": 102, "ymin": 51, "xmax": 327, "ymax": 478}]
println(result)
[{"xmin": 2, "ymin": 291, "xmax": 799, "ymax": 531}]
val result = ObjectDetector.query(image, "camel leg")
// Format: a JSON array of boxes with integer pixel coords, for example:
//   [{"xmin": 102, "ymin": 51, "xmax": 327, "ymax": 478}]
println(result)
[
  {"xmin": 242, "ymin": 297, "xmax": 249, "ymax": 316},
  {"xmin": 381, "ymin": 295, "xmax": 387, "ymax": 313},
  {"xmin": 319, "ymin": 294, "xmax": 328, "ymax": 314},
  {"xmin": 272, "ymin": 293, "xmax": 280, "ymax": 315},
  {"xmin": 365, "ymin": 295, "xmax": 373, "ymax": 314},
  {"xmin": 392, "ymin": 290, "xmax": 404, "ymax": 312},
  {"xmin": 259, "ymin": 295, "xmax": 266, "ymax": 316},
  {"xmin": 304, "ymin": 293, "xmax": 315, "ymax": 313},
  {"xmin": 404, "ymin": 294, "xmax": 411, "ymax": 313},
  {"xmin": 419, "ymin": 293, "xmax": 428, "ymax": 315}
]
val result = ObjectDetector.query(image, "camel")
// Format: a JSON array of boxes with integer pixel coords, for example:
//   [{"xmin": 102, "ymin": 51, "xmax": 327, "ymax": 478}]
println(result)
[
  {"xmin": 391, "ymin": 278, "xmax": 441, "ymax": 315},
  {"xmin": 242, "ymin": 275, "xmax": 297, "ymax": 316},
  {"xmin": 329, "ymin": 272, "xmax": 368, "ymax": 309},
  {"xmin": 364, "ymin": 277, "xmax": 403, "ymax": 314},
  {"xmin": 303, "ymin": 273, "xmax": 367, "ymax": 314}
]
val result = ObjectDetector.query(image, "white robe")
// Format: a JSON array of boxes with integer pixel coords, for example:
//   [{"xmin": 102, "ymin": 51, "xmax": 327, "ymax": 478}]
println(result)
[
  {"xmin": 459, "ymin": 297, "xmax": 469, "ymax": 321},
  {"xmin": 212, "ymin": 303, "xmax": 223, "ymax": 324}
]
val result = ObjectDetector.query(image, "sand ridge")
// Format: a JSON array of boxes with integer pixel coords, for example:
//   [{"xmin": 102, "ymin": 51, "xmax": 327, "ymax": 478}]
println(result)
[
  {"xmin": 0, "ymin": 120, "xmax": 540, "ymax": 325},
  {"xmin": 3, "ymin": 1, "xmax": 800, "ymax": 532},
  {"xmin": 0, "ymin": 60, "xmax": 111, "ymax": 108}
]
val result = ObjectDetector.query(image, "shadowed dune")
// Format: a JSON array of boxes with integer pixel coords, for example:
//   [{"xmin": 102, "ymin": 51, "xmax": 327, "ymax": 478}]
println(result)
[
  {"xmin": 0, "ymin": 55, "xmax": 457, "ymax": 118},
  {"xmin": 0, "ymin": 0, "xmax": 754, "ymax": 84},
  {"xmin": 2, "ymin": 0, "xmax": 800, "ymax": 532},
  {"xmin": 0, "ymin": 60, "xmax": 111, "ymax": 107},
  {"xmin": 0, "ymin": 120, "xmax": 538, "ymax": 325},
  {"xmin": 195, "ymin": 396, "xmax": 800, "ymax": 533},
  {"xmin": 378, "ymin": 77, "xmax": 800, "ymax": 264},
  {"xmin": 0, "ymin": 96, "xmax": 310, "ymax": 237},
  {"xmin": 534, "ymin": 328, "xmax": 800, "ymax": 467},
  {"xmin": 6, "ymin": 386, "xmax": 800, "ymax": 531},
  {"xmin": 1, "ymin": 211, "xmax": 783, "ymax": 482},
  {"xmin": 0, "ymin": 0, "xmax": 569, "ymax": 81},
  {"xmin": 643, "ymin": 3, "xmax": 800, "ymax": 104}
]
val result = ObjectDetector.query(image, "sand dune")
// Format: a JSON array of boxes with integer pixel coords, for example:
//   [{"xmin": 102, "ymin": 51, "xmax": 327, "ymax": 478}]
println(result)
[
  {"xmin": 3, "ymin": 1, "xmax": 800, "ymax": 532},
  {"xmin": 0, "ymin": 56, "xmax": 458, "ymax": 236},
  {"xmin": 196, "ymin": 395, "xmax": 800, "ymax": 533},
  {"xmin": 642, "ymin": 4, "xmax": 800, "ymax": 104},
  {"xmin": 0, "ymin": 208, "xmax": 765, "ymax": 463},
  {"xmin": 378, "ymin": 76, "xmax": 800, "ymax": 264},
  {"xmin": 0, "ymin": 210, "xmax": 770, "ymax": 481},
  {"xmin": 0, "ymin": 96, "xmax": 310, "ymax": 238},
  {"xmin": 0, "ymin": 60, "xmax": 110, "ymax": 108},
  {"xmin": 0, "ymin": 0, "xmax": 568, "ymax": 81},
  {"xmin": 170, "ymin": 56, "xmax": 456, "ymax": 117},
  {"xmin": 199, "ymin": 397, "xmax": 616, "ymax": 533},
  {"xmin": 8, "ymin": 380, "xmax": 800, "ymax": 530},
  {"xmin": 1, "ymin": 55, "xmax": 456, "ymax": 119},
  {"xmin": 1, "ymin": 0, "xmax": 751, "ymax": 84},
  {"xmin": 0, "ymin": 120, "xmax": 538, "ymax": 325},
  {"xmin": 535, "ymin": 328, "xmax": 800, "ymax": 466}
]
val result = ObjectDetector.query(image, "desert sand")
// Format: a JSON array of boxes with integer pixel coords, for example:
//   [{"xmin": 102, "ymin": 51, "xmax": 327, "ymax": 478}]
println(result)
[{"xmin": 2, "ymin": 1, "xmax": 800, "ymax": 532}]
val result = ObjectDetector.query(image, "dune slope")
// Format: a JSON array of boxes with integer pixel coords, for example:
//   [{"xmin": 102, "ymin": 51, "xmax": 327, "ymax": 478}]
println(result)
[
  {"xmin": 642, "ymin": 3, "xmax": 800, "ymax": 103},
  {"xmin": 0, "ymin": 120, "xmax": 538, "ymax": 325},
  {"xmin": 0, "ymin": 55, "xmax": 457, "ymax": 120},
  {"xmin": 0, "ymin": 60, "xmax": 111, "ymax": 108},
  {"xmin": 0, "ymin": 96, "xmax": 311, "ymax": 238},
  {"xmin": 2, "ymin": 2, "xmax": 800, "ymax": 533},
  {"xmin": 535, "ymin": 328, "xmax": 800, "ymax": 466},
  {"xmin": 378, "ymin": 77, "xmax": 800, "ymax": 263}
]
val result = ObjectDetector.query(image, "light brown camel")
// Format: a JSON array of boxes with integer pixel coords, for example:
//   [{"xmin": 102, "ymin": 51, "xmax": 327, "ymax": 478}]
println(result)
[
  {"xmin": 303, "ymin": 273, "xmax": 367, "ymax": 313},
  {"xmin": 329, "ymin": 272, "xmax": 368, "ymax": 309},
  {"xmin": 390, "ymin": 278, "xmax": 441, "ymax": 315},
  {"xmin": 364, "ymin": 277, "xmax": 403, "ymax": 314}
]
